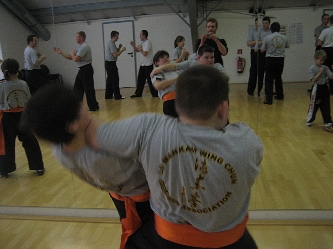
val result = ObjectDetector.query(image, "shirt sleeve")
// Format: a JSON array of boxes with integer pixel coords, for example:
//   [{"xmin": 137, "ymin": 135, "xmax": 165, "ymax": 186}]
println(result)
[
  {"xmin": 308, "ymin": 66, "xmax": 316, "ymax": 80},
  {"xmin": 173, "ymin": 48, "xmax": 179, "ymax": 60},
  {"xmin": 76, "ymin": 44, "xmax": 88, "ymax": 58},
  {"xmin": 176, "ymin": 61, "xmax": 191, "ymax": 71},
  {"xmin": 142, "ymin": 40, "xmax": 151, "ymax": 52}
]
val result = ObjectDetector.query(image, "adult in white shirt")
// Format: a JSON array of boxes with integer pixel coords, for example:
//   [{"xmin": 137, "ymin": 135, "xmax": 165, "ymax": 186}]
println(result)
[
  {"xmin": 24, "ymin": 35, "xmax": 46, "ymax": 95},
  {"xmin": 130, "ymin": 30, "xmax": 158, "ymax": 98}
]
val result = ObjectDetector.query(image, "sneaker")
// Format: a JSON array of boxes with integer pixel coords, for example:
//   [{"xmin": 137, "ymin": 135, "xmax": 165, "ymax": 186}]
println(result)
[
  {"xmin": 274, "ymin": 96, "xmax": 284, "ymax": 100},
  {"xmin": 115, "ymin": 96, "xmax": 126, "ymax": 100},
  {"xmin": 37, "ymin": 169, "xmax": 45, "ymax": 176},
  {"xmin": 323, "ymin": 125, "xmax": 333, "ymax": 133},
  {"xmin": 0, "ymin": 173, "xmax": 8, "ymax": 178},
  {"xmin": 130, "ymin": 94, "xmax": 141, "ymax": 98},
  {"xmin": 263, "ymin": 100, "xmax": 272, "ymax": 105},
  {"xmin": 306, "ymin": 122, "xmax": 312, "ymax": 126},
  {"xmin": 89, "ymin": 107, "xmax": 99, "ymax": 112}
]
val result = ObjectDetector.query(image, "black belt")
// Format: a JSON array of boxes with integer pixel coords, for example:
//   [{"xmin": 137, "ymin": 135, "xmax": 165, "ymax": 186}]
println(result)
[
  {"xmin": 79, "ymin": 63, "xmax": 91, "ymax": 69},
  {"xmin": 106, "ymin": 60, "xmax": 116, "ymax": 63}
]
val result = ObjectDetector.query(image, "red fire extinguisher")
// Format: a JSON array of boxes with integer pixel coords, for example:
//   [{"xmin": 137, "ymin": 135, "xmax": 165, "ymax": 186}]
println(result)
[{"xmin": 237, "ymin": 56, "xmax": 245, "ymax": 73}]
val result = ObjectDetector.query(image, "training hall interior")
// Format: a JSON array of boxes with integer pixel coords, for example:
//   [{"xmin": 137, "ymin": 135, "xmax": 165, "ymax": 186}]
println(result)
[{"xmin": 1, "ymin": 0, "xmax": 333, "ymax": 248}]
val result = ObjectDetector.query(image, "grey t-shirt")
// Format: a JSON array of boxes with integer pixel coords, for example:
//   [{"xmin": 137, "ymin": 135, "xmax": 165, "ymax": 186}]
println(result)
[
  {"xmin": 105, "ymin": 40, "xmax": 117, "ymax": 62},
  {"xmin": 152, "ymin": 70, "xmax": 180, "ymax": 99},
  {"xmin": 52, "ymin": 144, "xmax": 149, "ymax": 196},
  {"xmin": 96, "ymin": 113, "xmax": 263, "ymax": 232},
  {"xmin": 309, "ymin": 64, "xmax": 332, "ymax": 85},
  {"xmin": 262, "ymin": 32, "xmax": 289, "ymax": 57},
  {"xmin": 0, "ymin": 79, "xmax": 30, "ymax": 110},
  {"xmin": 76, "ymin": 42, "xmax": 92, "ymax": 68}
]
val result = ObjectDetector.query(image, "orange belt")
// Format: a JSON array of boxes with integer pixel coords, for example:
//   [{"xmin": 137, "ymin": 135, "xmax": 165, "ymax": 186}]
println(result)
[
  {"xmin": 162, "ymin": 91, "xmax": 176, "ymax": 102},
  {"xmin": 154, "ymin": 213, "xmax": 248, "ymax": 248},
  {"xmin": 109, "ymin": 190, "xmax": 150, "ymax": 249},
  {"xmin": 0, "ymin": 108, "xmax": 24, "ymax": 155}
]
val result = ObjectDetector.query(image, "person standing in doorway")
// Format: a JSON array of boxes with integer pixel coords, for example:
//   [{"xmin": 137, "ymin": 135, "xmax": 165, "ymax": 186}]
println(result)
[
  {"xmin": 261, "ymin": 22, "xmax": 289, "ymax": 105},
  {"xmin": 105, "ymin": 31, "xmax": 126, "ymax": 100},
  {"xmin": 130, "ymin": 30, "xmax": 158, "ymax": 98},
  {"xmin": 24, "ymin": 35, "xmax": 46, "ymax": 95},
  {"xmin": 317, "ymin": 15, "xmax": 333, "ymax": 95},
  {"xmin": 196, "ymin": 18, "xmax": 228, "ymax": 66},
  {"xmin": 54, "ymin": 31, "xmax": 99, "ymax": 112}
]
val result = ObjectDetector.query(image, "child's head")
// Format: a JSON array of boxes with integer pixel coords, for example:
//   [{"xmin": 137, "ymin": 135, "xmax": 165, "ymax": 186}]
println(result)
[
  {"xmin": 314, "ymin": 50, "xmax": 327, "ymax": 66},
  {"xmin": 197, "ymin": 45, "xmax": 215, "ymax": 66},
  {"xmin": 153, "ymin": 50, "xmax": 170, "ymax": 67},
  {"xmin": 174, "ymin": 35, "xmax": 185, "ymax": 48},
  {"xmin": 21, "ymin": 85, "xmax": 82, "ymax": 144},
  {"xmin": 1, "ymin": 58, "xmax": 20, "ymax": 80}
]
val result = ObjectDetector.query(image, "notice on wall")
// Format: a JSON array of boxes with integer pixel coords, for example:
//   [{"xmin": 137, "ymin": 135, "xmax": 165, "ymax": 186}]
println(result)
[{"xmin": 284, "ymin": 23, "xmax": 303, "ymax": 44}]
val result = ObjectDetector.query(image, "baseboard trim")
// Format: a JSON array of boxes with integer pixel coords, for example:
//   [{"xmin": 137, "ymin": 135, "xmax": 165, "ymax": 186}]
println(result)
[{"xmin": 1, "ymin": 206, "xmax": 333, "ymax": 224}]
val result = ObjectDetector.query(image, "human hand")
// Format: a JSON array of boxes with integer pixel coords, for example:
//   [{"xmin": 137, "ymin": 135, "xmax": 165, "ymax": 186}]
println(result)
[
  {"xmin": 121, "ymin": 47, "xmax": 126, "ymax": 52},
  {"xmin": 150, "ymin": 67, "xmax": 161, "ymax": 78},
  {"xmin": 130, "ymin": 41, "xmax": 135, "ymax": 47},
  {"xmin": 137, "ymin": 44, "xmax": 142, "ymax": 51},
  {"xmin": 119, "ymin": 43, "xmax": 123, "ymax": 48},
  {"xmin": 53, "ymin": 47, "xmax": 62, "ymax": 54}
]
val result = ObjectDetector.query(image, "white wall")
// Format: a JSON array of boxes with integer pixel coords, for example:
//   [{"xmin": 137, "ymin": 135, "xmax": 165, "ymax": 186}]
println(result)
[
  {"xmin": 0, "ymin": 5, "xmax": 331, "ymax": 86},
  {"xmin": 38, "ymin": 14, "xmax": 192, "ymax": 89},
  {"xmin": 0, "ymin": 6, "xmax": 33, "ymax": 67}
]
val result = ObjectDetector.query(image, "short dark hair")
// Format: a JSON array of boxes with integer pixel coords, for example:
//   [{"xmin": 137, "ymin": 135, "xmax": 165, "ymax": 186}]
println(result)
[
  {"xmin": 175, "ymin": 65, "xmax": 229, "ymax": 120},
  {"xmin": 198, "ymin": 44, "xmax": 215, "ymax": 56},
  {"xmin": 206, "ymin": 18, "xmax": 218, "ymax": 27},
  {"xmin": 27, "ymin": 35, "xmax": 37, "ymax": 45},
  {"xmin": 153, "ymin": 50, "xmax": 169, "ymax": 66},
  {"xmin": 1, "ymin": 58, "xmax": 20, "ymax": 80},
  {"xmin": 270, "ymin": 22, "xmax": 280, "ymax": 33},
  {"xmin": 174, "ymin": 35, "xmax": 185, "ymax": 48},
  {"xmin": 111, "ymin": 31, "xmax": 119, "ymax": 38},
  {"xmin": 262, "ymin": 16, "xmax": 271, "ymax": 23},
  {"xmin": 77, "ymin": 31, "xmax": 86, "ymax": 40},
  {"xmin": 21, "ymin": 85, "xmax": 82, "ymax": 144},
  {"xmin": 322, "ymin": 14, "xmax": 329, "ymax": 20},
  {"xmin": 141, "ymin": 30, "xmax": 148, "ymax": 38}
]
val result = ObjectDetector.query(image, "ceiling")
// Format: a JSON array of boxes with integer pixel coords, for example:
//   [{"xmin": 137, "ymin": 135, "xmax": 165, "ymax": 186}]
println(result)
[{"xmin": 2, "ymin": 0, "xmax": 333, "ymax": 25}]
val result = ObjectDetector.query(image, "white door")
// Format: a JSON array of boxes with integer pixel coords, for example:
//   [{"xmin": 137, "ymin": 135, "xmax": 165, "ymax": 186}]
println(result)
[{"xmin": 102, "ymin": 21, "xmax": 137, "ymax": 88}]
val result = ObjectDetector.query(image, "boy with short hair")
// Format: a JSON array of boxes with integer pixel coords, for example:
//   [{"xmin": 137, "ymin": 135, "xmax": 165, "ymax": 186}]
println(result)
[
  {"xmin": 307, "ymin": 50, "xmax": 333, "ymax": 132},
  {"xmin": 152, "ymin": 50, "xmax": 181, "ymax": 117}
]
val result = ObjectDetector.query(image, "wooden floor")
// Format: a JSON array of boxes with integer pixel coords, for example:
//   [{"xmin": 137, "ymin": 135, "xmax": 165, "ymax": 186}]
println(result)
[
  {"xmin": 1, "ymin": 83, "xmax": 333, "ymax": 248},
  {"xmin": 1, "ymin": 215, "xmax": 333, "ymax": 249},
  {"xmin": 1, "ymin": 83, "xmax": 333, "ymax": 210}
]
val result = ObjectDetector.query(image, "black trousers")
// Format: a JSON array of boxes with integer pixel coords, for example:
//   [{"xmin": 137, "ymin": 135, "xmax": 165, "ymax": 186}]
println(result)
[
  {"xmin": 307, "ymin": 84, "xmax": 332, "ymax": 124},
  {"xmin": 321, "ymin": 47, "xmax": 333, "ymax": 95},
  {"xmin": 24, "ymin": 69, "xmax": 45, "ymax": 95},
  {"xmin": 163, "ymin": 100, "xmax": 178, "ymax": 118},
  {"xmin": 0, "ymin": 112, "xmax": 44, "ymax": 176},
  {"xmin": 247, "ymin": 50, "xmax": 266, "ymax": 95},
  {"xmin": 135, "ymin": 65, "xmax": 158, "ymax": 97},
  {"xmin": 265, "ymin": 57, "xmax": 284, "ymax": 102},
  {"xmin": 126, "ymin": 214, "xmax": 257, "ymax": 249},
  {"xmin": 105, "ymin": 61, "xmax": 122, "ymax": 99},
  {"xmin": 74, "ymin": 64, "xmax": 99, "ymax": 110}
]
